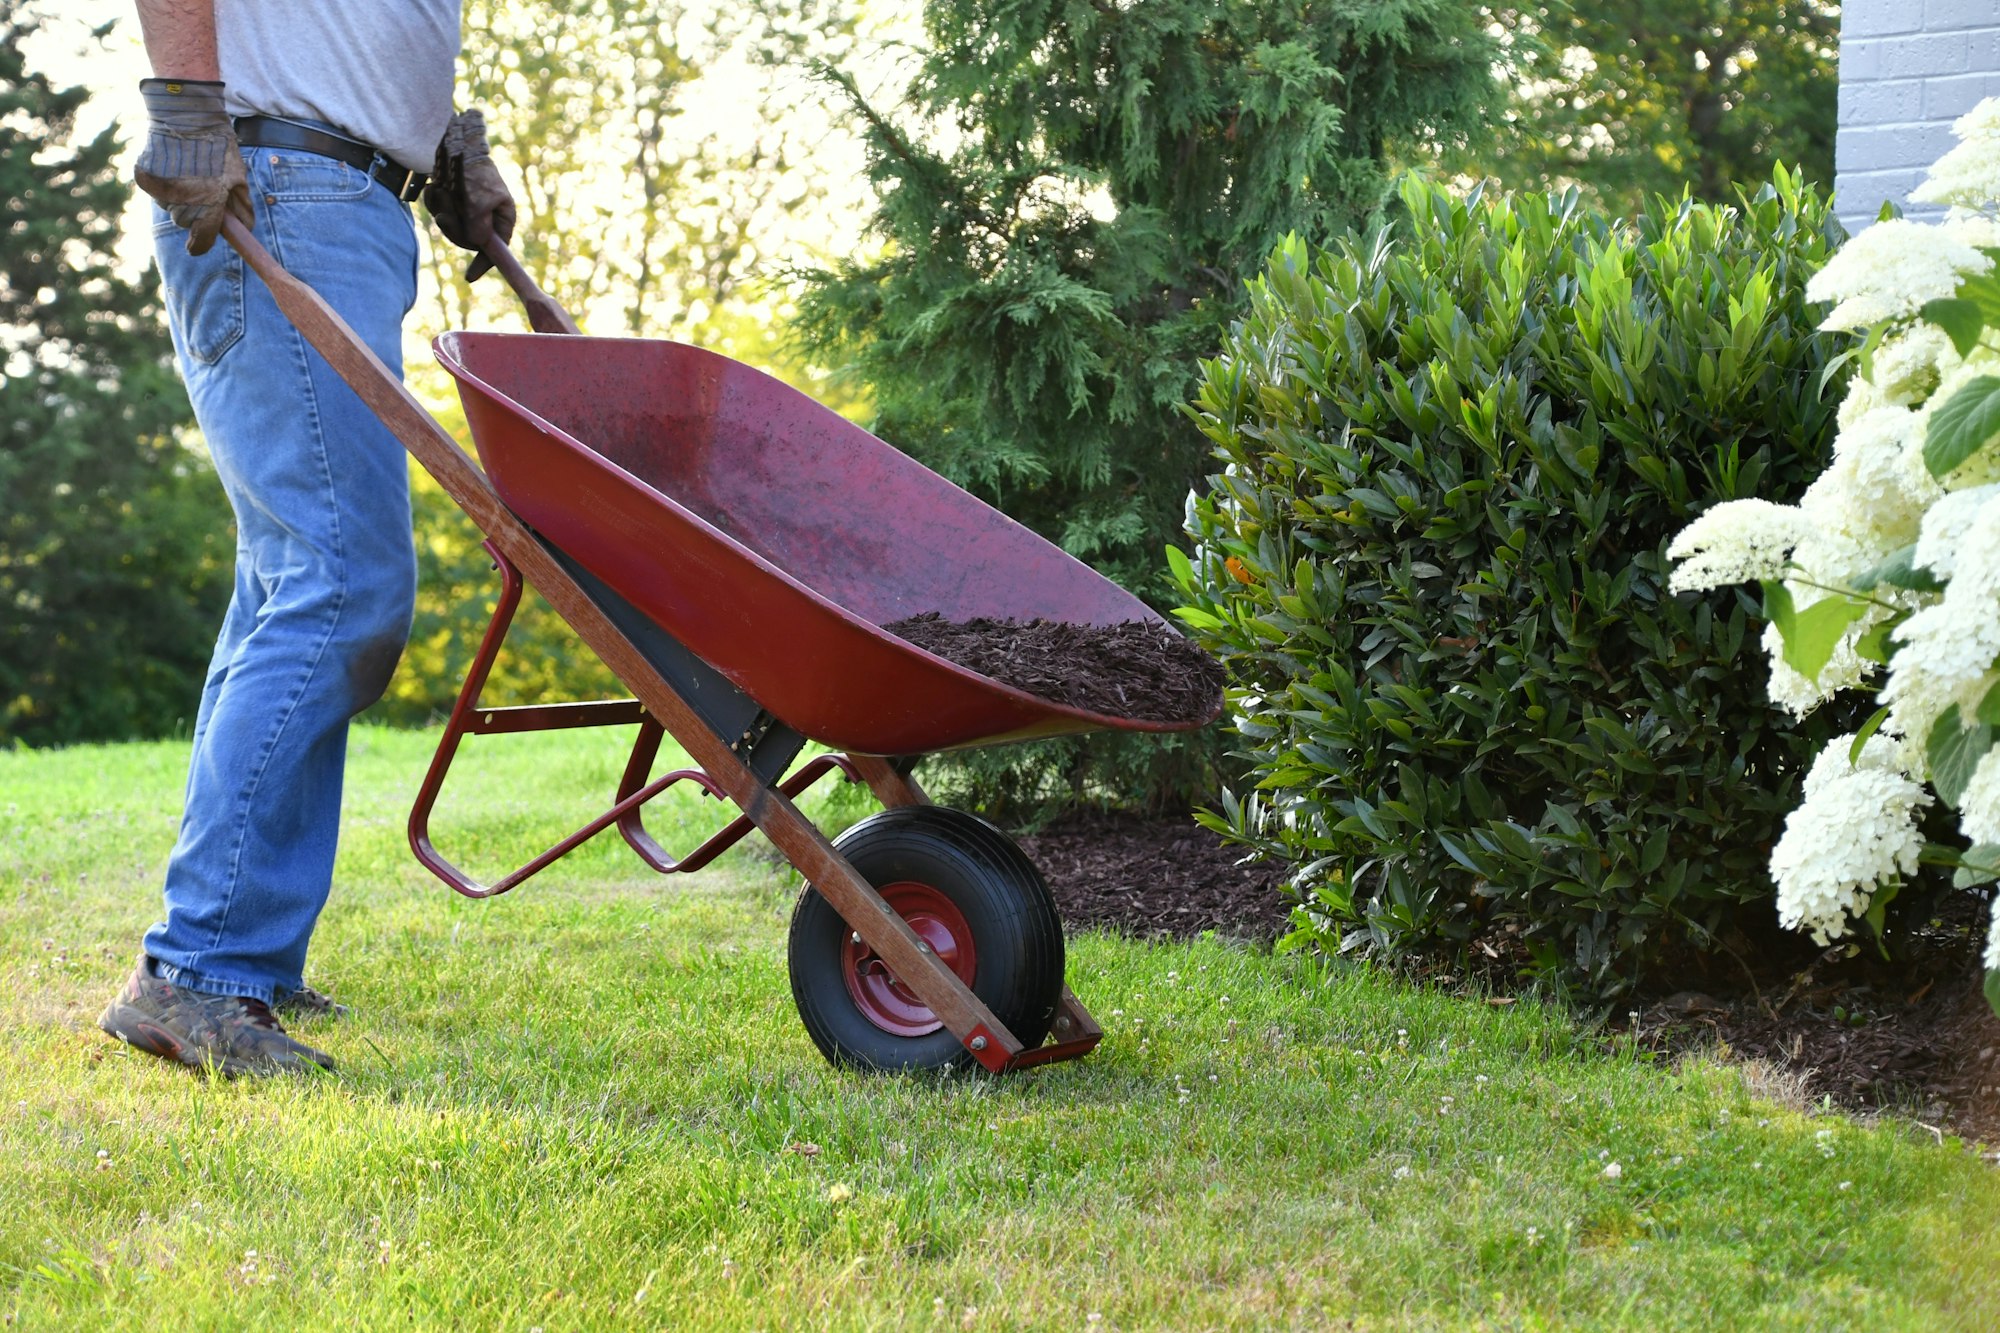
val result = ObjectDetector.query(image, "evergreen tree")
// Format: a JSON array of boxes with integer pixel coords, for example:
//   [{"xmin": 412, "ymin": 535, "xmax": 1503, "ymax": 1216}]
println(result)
[
  {"xmin": 792, "ymin": 0, "xmax": 1504, "ymax": 811},
  {"xmin": 1474, "ymin": 1, "xmax": 1838, "ymax": 212},
  {"xmin": 0, "ymin": 4, "xmax": 230, "ymax": 747}
]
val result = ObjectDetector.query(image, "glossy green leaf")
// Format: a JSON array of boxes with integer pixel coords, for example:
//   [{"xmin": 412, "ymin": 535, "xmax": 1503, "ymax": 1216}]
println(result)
[{"xmin": 1924, "ymin": 375, "xmax": 2000, "ymax": 479}]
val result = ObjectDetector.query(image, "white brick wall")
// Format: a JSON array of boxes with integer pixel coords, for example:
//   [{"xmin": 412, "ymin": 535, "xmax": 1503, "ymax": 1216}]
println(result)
[{"xmin": 1837, "ymin": 0, "xmax": 2000, "ymax": 229}]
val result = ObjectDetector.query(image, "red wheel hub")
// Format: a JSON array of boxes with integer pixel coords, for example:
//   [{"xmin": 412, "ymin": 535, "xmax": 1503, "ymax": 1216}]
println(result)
[{"xmin": 841, "ymin": 881, "xmax": 977, "ymax": 1036}]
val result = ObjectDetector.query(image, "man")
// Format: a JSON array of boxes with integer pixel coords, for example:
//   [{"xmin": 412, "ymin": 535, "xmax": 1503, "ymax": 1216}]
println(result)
[{"xmin": 96, "ymin": 0, "xmax": 514, "ymax": 1075}]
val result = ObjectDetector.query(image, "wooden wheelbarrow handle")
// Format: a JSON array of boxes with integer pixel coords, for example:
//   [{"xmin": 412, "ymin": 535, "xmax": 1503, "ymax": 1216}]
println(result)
[{"xmin": 479, "ymin": 236, "xmax": 582, "ymax": 335}]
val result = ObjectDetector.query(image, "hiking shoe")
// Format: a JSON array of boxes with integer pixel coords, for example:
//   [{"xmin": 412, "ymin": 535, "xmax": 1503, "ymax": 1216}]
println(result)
[
  {"xmin": 275, "ymin": 983, "xmax": 350, "ymax": 1021},
  {"xmin": 97, "ymin": 957, "xmax": 336, "ymax": 1076}
]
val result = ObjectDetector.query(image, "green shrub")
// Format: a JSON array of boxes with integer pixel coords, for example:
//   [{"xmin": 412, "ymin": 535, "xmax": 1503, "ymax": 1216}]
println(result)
[{"xmin": 1176, "ymin": 170, "xmax": 1864, "ymax": 995}]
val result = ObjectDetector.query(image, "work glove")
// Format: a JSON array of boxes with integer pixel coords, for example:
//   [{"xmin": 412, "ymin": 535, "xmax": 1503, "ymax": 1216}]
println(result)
[
  {"xmin": 134, "ymin": 78, "xmax": 254, "ymax": 256},
  {"xmin": 423, "ymin": 109, "xmax": 516, "ymax": 282}
]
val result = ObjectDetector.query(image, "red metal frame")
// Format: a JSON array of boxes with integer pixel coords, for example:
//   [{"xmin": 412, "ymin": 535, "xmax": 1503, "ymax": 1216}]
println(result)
[
  {"xmin": 408, "ymin": 541, "xmax": 861, "ymax": 899},
  {"xmin": 403, "ymin": 542, "xmax": 1103, "ymax": 1071}
]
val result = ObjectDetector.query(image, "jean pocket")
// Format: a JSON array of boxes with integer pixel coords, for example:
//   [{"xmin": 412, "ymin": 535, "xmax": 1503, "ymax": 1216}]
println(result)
[
  {"xmin": 265, "ymin": 152, "xmax": 375, "ymax": 203},
  {"xmin": 155, "ymin": 231, "xmax": 245, "ymax": 367}
]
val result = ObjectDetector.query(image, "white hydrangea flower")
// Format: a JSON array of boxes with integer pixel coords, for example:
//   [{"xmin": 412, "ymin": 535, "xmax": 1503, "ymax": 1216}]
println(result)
[
  {"xmin": 1803, "ymin": 730, "xmax": 1906, "ymax": 799},
  {"xmin": 1806, "ymin": 219, "xmax": 1993, "ymax": 330},
  {"xmin": 1987, "ymin": 898, "xmax": 2000, "ymax": 972},
  {"xmin": 1667, "ymin": 499, "xmax": 1809, "ymax": 592},
  {"xmin": 1870, "ymin": 324, "xmax": 1953, "ymax": 406},
  {"xmin": 1838, "ymin": 376, "xmax": 1890, "ymax": 428},
  {"xmin": 1883, "ymin": 669, "xmax": 1996, "ymax": 770},
  {"xmin": 1888, "ymin": 601, "xmax": 2000, "ymax": 700},
  {"xmin": 1960, "ymin": 748, "xmax": 2000, "ymax": 844},
  {"xmin": 1800, "ymin": 408, "xmax": 1932, "ymax": 552},
  {"xmin": 1952, "ymin": 96, "xmax": 2000, "ymax": 143},
  {"xmin": 1914, "ymin": 140, "xmax": 2000, "ymax": 210},
  {"xmin": 1941, "ymin": 209, "xmax": 2000, "ymax": 254},
  {"xmin": 1913, "ymin": 483, "xmax": 2000, "ymax": 578},
  {"xmin": 1769, "ymin": 739, "xmax": 1930, "ymax": 944}
]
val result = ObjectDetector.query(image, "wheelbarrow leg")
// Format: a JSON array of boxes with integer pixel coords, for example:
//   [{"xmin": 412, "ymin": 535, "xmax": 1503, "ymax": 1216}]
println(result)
[{"xmin": 847, "ymin": 755, "xmax": 927, "ymax": 808}]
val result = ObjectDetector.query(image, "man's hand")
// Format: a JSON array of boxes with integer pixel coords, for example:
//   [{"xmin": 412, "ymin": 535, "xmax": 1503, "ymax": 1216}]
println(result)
[
  {"xmin": 423, "ymin": 110, "xmax": 516, "ymax": 282},
  {"xmin": 135, "ymin": 78, "xmax": 253, "ymax": 256}
]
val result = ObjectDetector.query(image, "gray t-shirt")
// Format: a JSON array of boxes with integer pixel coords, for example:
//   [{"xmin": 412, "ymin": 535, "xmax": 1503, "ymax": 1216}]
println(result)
[{"xmin": 218, "ymin": 1, "xmax": 462, "ymax": 172}]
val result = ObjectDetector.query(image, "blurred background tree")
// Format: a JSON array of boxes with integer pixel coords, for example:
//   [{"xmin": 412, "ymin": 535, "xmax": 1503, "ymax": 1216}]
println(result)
[
  {"xmin": 1471, "ymin": 1, "xmax": 1839, "ymax": 212},
  {"xmin": 0, "ymin": 1, "xmax": 229, "ymax": 748},
  {"xmin": 372, "ymin": 0, "xmax": 860, "ymax": 726},
  {"xmin": 6, "ymin": 0, "xmax": 1847, "ymax": 768},
  {"xmin": 789, "ymin": 0, "xmax": 1509, "ymax": 814}
]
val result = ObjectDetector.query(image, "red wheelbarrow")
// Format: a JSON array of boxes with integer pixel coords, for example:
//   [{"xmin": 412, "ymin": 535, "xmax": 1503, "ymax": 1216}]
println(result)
[{"xmin": 220, "ymin": 216, "xmax": 1219, "ymax": 1074}]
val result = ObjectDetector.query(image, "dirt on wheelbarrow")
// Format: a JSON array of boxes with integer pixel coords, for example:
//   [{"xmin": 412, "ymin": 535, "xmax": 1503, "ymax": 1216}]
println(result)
[{"xmin": 884, "ymin": 614, "xmax": 1224, "ymax": 723}]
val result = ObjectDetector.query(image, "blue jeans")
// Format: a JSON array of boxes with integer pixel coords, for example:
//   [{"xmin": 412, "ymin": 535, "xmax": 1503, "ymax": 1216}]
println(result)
[{"xmin": 143, "ymin": 148, "xmax": 420, "ymax": 1003}]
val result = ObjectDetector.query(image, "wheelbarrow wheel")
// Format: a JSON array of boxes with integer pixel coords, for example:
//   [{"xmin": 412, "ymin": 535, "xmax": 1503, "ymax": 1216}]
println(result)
[{"xmin": 788, "ymin": 805, "xmax": 1064, "ymax": 1073}]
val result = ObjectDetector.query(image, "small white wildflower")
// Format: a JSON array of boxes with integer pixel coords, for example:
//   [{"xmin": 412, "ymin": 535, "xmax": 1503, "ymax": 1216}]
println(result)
[
  {"xmin": 1393, "ymin": 1165, "xmax": 1412, "ymax": 1179},
  {"xmin": 1806, "ymin": 219, "xmax": 1993, "ymax": 330},
  {"xmin": 1668, "ymin": 499, "xmax": 1811, "ymax": 591},
  {"xmin": 1839, "ymin": 1180, "xmax": 1853, "ymax": 1191},
  {"xmin": 1602, "ymin": 1162, "xmax": 1623, "ymax": 1180}
]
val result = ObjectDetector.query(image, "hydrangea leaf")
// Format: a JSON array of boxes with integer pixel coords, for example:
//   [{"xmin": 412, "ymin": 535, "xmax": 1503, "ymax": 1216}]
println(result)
[
  {"xmin": 1854, "ymin": 619, "xmax": 1901, "ymax": 665},
  {"xmin": 1852, "ymin": 544, "xmax": 1944, "ymax": 594},
  {"xmin": 1923, "ymin": 375, "xmax": 2000, "ymax": 479},
  {"xmin": 1863, "ymin": 878, "xmax": 1900, "ymax": 944},
  {"xmin": 1926, "ymin": 708, "xmax": 1997, "ymax": 807},
  {"xmin": 1950, "ymin": 842, "xmax": 2000, "ymax": 889},
  {"xmin": 1980, "ymin": 679, "xmax": 2000, "ymax": 727},
  {"xmin": 1849, "ymin": 706, "xmax": 1891, "ymax": 765},
  {"xmin": 1921, "ymin": 296, "xmax": 1987, "ymax": 358},
  {"xmin": 1771, "ymin": 592, "xmax": 1869, "ymax": 682},
  {"xmin": 1986, "ymin": 969, "xmax": 2000, "ymax": 1021}
]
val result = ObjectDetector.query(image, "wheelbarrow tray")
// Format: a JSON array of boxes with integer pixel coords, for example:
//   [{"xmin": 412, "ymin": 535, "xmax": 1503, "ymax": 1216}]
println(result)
[{"xmin": 435, "ymin": 331, "xmax": 1215, "ymax": 757}]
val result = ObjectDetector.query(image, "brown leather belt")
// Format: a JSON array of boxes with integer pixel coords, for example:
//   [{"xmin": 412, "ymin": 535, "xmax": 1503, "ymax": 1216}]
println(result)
[{"xmin": 233, "ymin": 115, "xmax": 429, "ymax": 202}]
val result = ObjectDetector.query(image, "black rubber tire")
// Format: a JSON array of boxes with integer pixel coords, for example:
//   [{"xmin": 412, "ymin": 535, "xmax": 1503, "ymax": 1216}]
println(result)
[{"xmin": 788, "ymin": 805, "xmax": 1065, "ymax": 1073}]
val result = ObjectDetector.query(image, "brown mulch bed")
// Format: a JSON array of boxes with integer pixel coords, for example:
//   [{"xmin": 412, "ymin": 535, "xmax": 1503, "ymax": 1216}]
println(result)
[
  {"xmin": 884, "ymin": 614, "xmax": 1224, "ymax": 723},
  {"xmin": 1615, "ymin": 921, "xmax": 2000, "ymax": 1148},
  {"xmin": 1019, "ymin": 810, "xmax": 1291, "ymax": 942},
  {"xmin": 1018, "ymin": 810, "xmax": 2000, "ymax": 1145}
]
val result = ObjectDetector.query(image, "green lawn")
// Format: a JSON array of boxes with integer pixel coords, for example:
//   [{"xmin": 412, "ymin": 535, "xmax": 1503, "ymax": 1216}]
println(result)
[{"xmin": 2, "ymin": 726, "xmax": 1997, "ymax": 1330}]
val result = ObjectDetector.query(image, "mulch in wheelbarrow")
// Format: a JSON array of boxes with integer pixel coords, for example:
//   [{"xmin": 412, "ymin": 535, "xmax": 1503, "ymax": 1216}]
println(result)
[{"xmin": 884, "ymin": 614, "xmax": 1224, "ymax": 723}]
